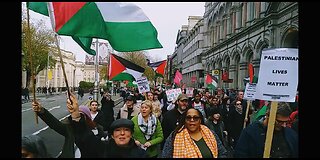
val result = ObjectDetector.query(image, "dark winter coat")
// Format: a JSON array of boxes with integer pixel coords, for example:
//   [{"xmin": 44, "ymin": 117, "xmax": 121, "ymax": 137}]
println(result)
[
  {"xmin": 37, "ymin": 108, "xmax": 75, "ymax": 158},
  {"xmin": 234, "ymin": 121, "xmax": 298, "ymax": 158},
  {"xmin": 161, "ymin": 108, "xmax": 184, "ymax": 141},
  {"xmin": 71, "ymin": 115, "xmax": 146, "ymax": 158},
  {"xmin": 100, "ymin": 96, "xmax": 115, "ymax": 132}
]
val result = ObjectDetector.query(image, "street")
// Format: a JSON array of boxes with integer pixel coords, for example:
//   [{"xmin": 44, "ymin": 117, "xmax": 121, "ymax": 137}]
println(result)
[{"xmin": 21, "ymin": 92, "xmax": 122, "ymax": 157}]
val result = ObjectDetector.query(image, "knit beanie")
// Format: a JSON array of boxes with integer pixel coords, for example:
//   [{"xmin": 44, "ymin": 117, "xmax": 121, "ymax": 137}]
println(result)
[{"xmin": 79, "ymin": 105, "xmax": 92, "ymax": 119}]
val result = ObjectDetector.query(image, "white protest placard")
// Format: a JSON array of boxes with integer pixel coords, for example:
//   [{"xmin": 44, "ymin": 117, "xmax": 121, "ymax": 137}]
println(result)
[
  {"xmin": 244, "ymin": 83, "xmax": 257, "ymax": 100},
  {"xmin": 165, "ymin": 88, "xmax": 182, "ymax": 102},
  {"xmin": 255, "ymin": 48, "xmax": 298, "ymax": 102},
  {"xmin": 136, "ymin": 76, "xmax": 150, "ymax": 94},
  {"xmin": 186, "ymin": 88, "xmax": 194, "ymax": 97}
]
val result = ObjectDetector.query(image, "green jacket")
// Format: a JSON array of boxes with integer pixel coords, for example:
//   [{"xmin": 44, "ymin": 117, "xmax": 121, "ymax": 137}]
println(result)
[{"xmin": 131, "ymin": 115, "xmax": 164, "ymax": 157}]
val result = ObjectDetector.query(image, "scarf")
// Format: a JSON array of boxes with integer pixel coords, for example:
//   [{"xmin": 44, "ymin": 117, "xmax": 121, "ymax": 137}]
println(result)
[
  {"xmin": 235, "ymin": 105, "xmax": 243, "ymax": 114},
  {"xmin": 137, "ymin": 113, "xmax": 157, "ymax": 140},
  {"xmin": 173, "ymin": 125, "xmax": 218, "ymax": 158}
]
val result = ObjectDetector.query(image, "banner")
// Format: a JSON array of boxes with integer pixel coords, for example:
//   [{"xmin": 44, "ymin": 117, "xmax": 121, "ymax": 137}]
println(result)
[
  {"xmin": 255, "ymin": 48, "xmax": 298, "ymax": 102},
  {"xmin": 244, "ymin": 83, "xmax": 257, "ymax": 100},
  {"xmin": 186, "ymin": 88, "xmax": 194, "ymax": 97},
  {"xmin": 136, "ymin": 76, "xmax": 150, "ymax": 94},
  {"xmin": 165, "ymin": 88, "xmax": 182, "ymax": 102}
]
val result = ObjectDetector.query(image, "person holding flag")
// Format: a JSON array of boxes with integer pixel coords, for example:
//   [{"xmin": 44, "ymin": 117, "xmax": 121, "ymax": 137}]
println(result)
[{"xmin": 234, "ymin": 102, "xmax": 298, "ymax": 158}]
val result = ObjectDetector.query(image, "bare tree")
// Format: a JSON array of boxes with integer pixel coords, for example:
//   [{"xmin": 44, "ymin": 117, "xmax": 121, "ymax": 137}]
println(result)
[{"xmin": 22, "ymin": 16, "xmax": 56, "ymax": 89}]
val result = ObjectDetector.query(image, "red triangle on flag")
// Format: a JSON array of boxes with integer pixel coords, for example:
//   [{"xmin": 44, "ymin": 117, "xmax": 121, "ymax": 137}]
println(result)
[
  {"xmin": 52, "ymin": 2, "xmax": 87, "ymax": 32},
  {"xmin": 108, "ymin": 54, "xmax": 126, "ymax": 80},
  {"xmin": 155, "ymin": 60, "xmax": 167, "ymax": 75},
  {"xmin": 205, "ymin": 74, "xmax": 212, "ymax": 84}
]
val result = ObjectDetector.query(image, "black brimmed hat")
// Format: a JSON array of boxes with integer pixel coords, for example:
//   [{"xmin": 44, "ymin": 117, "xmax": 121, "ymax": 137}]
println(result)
[{"xmin": 110, "ymin": 119, "xmax": 134, "ymax": 133}]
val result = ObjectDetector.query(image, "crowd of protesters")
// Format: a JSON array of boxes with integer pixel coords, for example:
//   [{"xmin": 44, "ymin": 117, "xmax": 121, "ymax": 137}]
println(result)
[{"xmin": 27, "ymin": 83, "xmax": 298, "ymax": 158}]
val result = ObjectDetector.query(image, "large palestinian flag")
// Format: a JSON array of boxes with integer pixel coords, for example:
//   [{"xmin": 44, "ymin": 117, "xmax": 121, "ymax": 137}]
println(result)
[
  {"xmin": 109, "ymin": 54, "xmax": 145, "ymax": 81},
  {"xmin": 147, "ymin": 59, "xmax": 167, "ymax": 77},
  {"xmin": 27, "ymin": 2, "xmax": 163, "ymax": 55}
]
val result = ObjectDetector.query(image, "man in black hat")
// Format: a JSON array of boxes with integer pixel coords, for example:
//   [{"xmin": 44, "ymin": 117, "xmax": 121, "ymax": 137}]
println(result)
[
  {"xmin": 161, "ymin": 94, "xmax": 191, "ymax": 149},
  {"xmin": 116, "ymin": 95, "xmax": 140, "ymax": 120}
]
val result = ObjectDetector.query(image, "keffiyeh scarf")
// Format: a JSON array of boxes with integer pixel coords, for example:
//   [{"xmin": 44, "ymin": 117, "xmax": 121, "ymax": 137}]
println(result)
[
  {"xmin": 173, "ymin": 125, "xmax": 218, "ymax": 158},
  {"xmin": 137, "ymin": 113, "xmax": 157, "ymax": 140}
]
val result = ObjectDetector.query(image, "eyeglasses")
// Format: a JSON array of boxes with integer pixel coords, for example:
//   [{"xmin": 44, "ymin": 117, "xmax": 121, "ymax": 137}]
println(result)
[
  {"xmin": 186, "ymin": 116, "xmax": 201, "ymax": 121},
  {"xmin": 275, "ymin": 119, "xmax": 289, "ymax": 125}
]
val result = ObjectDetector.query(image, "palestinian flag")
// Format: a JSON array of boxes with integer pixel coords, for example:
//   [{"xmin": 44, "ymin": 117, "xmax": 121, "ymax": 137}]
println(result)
[
  {"xmin": 147, "ymin": 59, "xmax": 167, "ymax": 77},
  {"xmin": 205, "ymin": 74, "xmax": 217, "ymax": 90},
  {"xmin": 108, "ymin": 54, "xmax": 145, "ymax": 81},
  {"xmin": 27, "ymin": 2, "xmax": 163, "ymax": 55}
]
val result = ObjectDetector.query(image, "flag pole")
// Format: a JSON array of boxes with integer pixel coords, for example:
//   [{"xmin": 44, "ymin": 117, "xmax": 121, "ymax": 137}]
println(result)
[
  {"xmin": 47, "ymin": 2, "xmax": 73, "ymax": 104},
  {"xmin": 243, "ymin": 100, "xmax": 251, "ymax": 129},
  {"xmin": 263, "ymin": 101, "xmax": 278, "ymax": 158},
  {"xmin": 26, "ymin": 6, "xmax": 38, "ymax": 124}
]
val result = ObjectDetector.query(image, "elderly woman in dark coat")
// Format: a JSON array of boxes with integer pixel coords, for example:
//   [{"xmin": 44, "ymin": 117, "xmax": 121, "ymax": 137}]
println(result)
[{"xmin": 67, "ymin": 93, "xmax": 147, "ymax": 158}]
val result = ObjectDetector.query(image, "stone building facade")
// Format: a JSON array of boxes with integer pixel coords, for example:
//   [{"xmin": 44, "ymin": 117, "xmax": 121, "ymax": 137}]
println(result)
[{"xmin": 168, "ymin": 2, "xmax": 298, "ymax": 90}]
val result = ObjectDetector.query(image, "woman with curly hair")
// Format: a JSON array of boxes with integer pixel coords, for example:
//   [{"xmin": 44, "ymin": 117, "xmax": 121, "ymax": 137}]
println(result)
[{"xmin": 160, "ymin": 107, "xmax": 227, "ymax": 158}]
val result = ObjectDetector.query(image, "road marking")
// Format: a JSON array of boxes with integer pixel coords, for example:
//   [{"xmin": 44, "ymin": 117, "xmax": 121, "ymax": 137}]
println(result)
[
  {"xmin": 22, "ymin": 105, "xmax": 61, "ymax": 113},
  {"xmin": 22, "ymin": 108, "xmax": 32, "ymax": 112},
  {"xmin": 32, "ymin": 114, "xmax": 70, "ymax": 135},
  {"xmin": 48, "ymin": 106, "xmax": 61, "ymax": 111}
]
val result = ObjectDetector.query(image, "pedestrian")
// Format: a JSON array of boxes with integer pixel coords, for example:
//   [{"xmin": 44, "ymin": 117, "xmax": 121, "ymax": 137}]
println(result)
[
  {"xmin": 190, "ymin": 93, "xmax": 207, "ymax": 122},
  {"xmin": 25, "ymin": 87, "xmax": 30, "ymax": 101},
  {"xmin": 32, "ymin": 93, "xmax": 105, "ymax": 158},
  {"xmin": 105, "ymin": 119, "xmax": 148, "ymax": 157},
  {"xmin": 205, "ymin": 108, "xmax": 228, "ymax": 149},
  {"xmin": 70, "ymin": 110, "xmax": 148, "ymax": 158},
  {"xmin": 116, "ymin": 95, "xmax": 140, "ymax": 120},
  {"xmin": 22, "ymin": 134, "xmax": 51, "ymax": 158},
  {"xmin": 161, "ymin": 94, "xmax": 190, "ymax": 149},
  {"xmin": 146, "ymin": 91, "xmax": 162, "ymax": 119},
  {"xmin": 32, "ymin": 100, "xmax": 76, "ymax": 158},
  {"xmin": 88, "ymin": 100, "xmax": 107, "ymax": 132},
  {"xmin": 113, "ymin": 86, "xmax": 117, "ymax": 96},
  {"xmin": 160, "ymin": 107, "xmax": 227, "ymax": 158},
  {"xmin": 234, "ymin": 102, "xmax": 298, "ymax": 158},
  {"xmin": 229, "ymin": 100, "xmax": 247, "ymax": 149},
  {"xmin": 131, "ymin": 100, "xmax": 164, "ymax": 158},
  {"xmin": 78, "ymin": 87, "xmax": 84, "ymax": 100},
  {"xmin": 100, "ymin": 92, "xmax": 115, "ymax": 132}
]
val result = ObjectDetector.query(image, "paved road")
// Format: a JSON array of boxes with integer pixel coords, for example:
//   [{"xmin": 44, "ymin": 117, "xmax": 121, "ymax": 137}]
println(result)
[{"xmin": 22, "ymin": 92, "xmax": 123, "ymax": 158}]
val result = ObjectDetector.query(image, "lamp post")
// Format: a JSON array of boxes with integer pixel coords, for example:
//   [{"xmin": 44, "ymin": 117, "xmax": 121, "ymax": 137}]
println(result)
[
  {"xmin": 45, "ymin": 53, "xmax": 50, "ymax": 96},
  {"xmin": 92, "ymin": 39, "xmax": 100, "ymax": 101}
]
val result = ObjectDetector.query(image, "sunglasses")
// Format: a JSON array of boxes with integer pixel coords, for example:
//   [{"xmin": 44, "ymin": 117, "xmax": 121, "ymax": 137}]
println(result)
[
  {"xmin": 236, "ymin": 103, "xmax": 242, "ymax": 105},
  {"xmin": 179, "ymin": 99, "xmax": 188, "ymax": 102},
  {"xmin": 186, "ymin": 116, "xmax": 201, "ymax": 121}
]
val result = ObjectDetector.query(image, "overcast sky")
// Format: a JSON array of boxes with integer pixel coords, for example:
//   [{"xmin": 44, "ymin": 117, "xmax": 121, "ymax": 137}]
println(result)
[{"xmin": 22, "ymin": 2, "xmax": 205, "ymax": 63}]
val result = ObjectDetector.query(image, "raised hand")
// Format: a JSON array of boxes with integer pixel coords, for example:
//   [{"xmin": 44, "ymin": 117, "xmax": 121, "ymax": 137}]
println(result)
[
  {"xmin": 66, "ymin": 93, "xmax": 80, "ymax": 118},
  {"xmin": 32, "ymin": 100, "xmax": 43, "ymax": 113}
]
